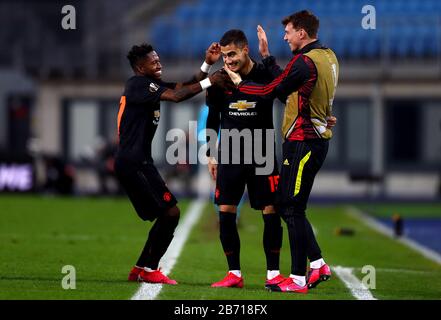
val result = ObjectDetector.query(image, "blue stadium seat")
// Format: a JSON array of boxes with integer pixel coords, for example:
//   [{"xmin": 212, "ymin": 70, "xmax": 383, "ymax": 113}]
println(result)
[
  {"xmin": 149, "ymin": 0, "xmax": 441, "ymax": 60},
  {"xmin": 364, "ymin": 32, "xmax": 381, "ymax": 58}
]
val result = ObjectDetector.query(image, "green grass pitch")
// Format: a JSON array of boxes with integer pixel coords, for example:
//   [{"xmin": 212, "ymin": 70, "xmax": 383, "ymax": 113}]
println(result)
[{"xmin": 0, "ymin": 195, "xmax": 440, "ymax": 299}]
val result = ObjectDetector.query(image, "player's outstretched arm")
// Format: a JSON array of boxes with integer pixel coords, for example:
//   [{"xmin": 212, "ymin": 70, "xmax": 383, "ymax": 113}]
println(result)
[
  {"xmin": 160, "ymin": 70, "xmax": 233, "ymax": 103},
  {"xmin": 176, "ymin": 43, "xmax": 221, "ymax": 88},
  {"xmin": 233, "ymin": 55, "xmax": 310, "ymax": 103}
]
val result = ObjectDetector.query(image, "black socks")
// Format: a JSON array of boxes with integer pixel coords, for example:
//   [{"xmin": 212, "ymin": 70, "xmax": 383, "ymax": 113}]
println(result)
[
  {"xmin": 263, "ymin": 213, "xmax": 283, "ymax": 271},
  {"xmin": 219, "ymin": 211, "xmax": 241, "ymax": 270},
  {"xmin": 136, "ymin": 212, "xmax": 180, "ymax": 269}
]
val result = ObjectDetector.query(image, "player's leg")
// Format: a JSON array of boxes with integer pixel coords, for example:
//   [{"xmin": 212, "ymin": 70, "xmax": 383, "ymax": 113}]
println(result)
[
  {"xmin": 305, "ymin": 219, "xmax": 331, "ymax": 284},
  {"xmin": 262, "ymin": 205, "xmax": 285, "ymax": 287},
  {"xmin": 306, "ymin": 218, "xmax": 322, "ymax": 262},
  {"xmin": 262, "ymin": 205, "xmax": 282, "ymax": 272},
  {"xmin": 218, "ymin": 204, "xmax": 241, "ymax": 273},
  {"xmin": 134, "ymin": 204, "xmax": 180, "ymax": 285},
  {"xmin": 275, "ymin": 141, "xmax": 311, "ymax": 292},
  {"xmin": 247, "ymin": 168, "xmax": 284, "ymax": 287},
  {"xmin": 271, "ymin": 140, "xmax": 328, "ymax": 293},
  {"xmin": 275, "ymin": 171, "xmax": 328, "ymax": 288},
  {"xmin": 116, "ymin": 162, "xmax": 179, "ymax": 284},
  {"xmin": 296, "ymin": 143, "xmax": 331, "ymax": 289},
  {"xmin": 211, "ymin": 164, "xmax": 245, "ymax": 288},
  {"xmin": 306, "ymin": 216, "xmax": 332, "ymax": 289},
  {"xmin": 137, "ymin": 205, "xmax": 180, "ymax": 271}
]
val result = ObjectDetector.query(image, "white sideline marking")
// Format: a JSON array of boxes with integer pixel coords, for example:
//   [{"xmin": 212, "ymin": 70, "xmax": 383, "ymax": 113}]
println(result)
[
  {"xmin": 332, "ymin": 266, "xmax": 377, "ymax": 300},
  {"xmin": 131, "ymin": 199, "xmax": 205, "ymax": 300},
  {"xmin": 347, "ymin": 206, "xmax": 441, "ymax": 265}
]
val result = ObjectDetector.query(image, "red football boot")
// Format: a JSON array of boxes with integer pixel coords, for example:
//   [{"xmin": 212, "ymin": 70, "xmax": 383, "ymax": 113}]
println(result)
[
  {"xmin": 211, "ymin": 272, "xmax": 244, "ymax": 288},
  {"xmin": 128, "ymin": 266, "xmax": 143, "ymax": 282},
  {"xmin": 138, "ymin": 268, "xmax": 178, "ymax": 285},
  {"xmin": 264, "ymin": 274, "xmax": 287, "ymax": 290},
  {"xmin": 270, "ymin": 277, "xmax": 308, "ymax": 294},
  {"xmin": 307, "ymin": 264, "xmax": 332, "ymax": 289}
]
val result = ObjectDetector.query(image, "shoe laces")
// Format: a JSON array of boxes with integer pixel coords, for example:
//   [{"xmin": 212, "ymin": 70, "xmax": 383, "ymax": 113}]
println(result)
[{"xmin": 279, "ymin": 276, "xmax": 294, "ymax": 287}]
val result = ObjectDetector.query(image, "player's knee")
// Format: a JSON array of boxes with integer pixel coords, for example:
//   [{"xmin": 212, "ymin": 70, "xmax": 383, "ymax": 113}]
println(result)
[
  {"xmin": 262, "ymin": 205, "xmax": 276, "ymax": 214},
  {"xmin": 219, "ymin": 205, "xmax": 237, "ymax": 213},
  {"xmin": 280, "ymin": 206, "xmax": 305, "ymax": 221},
  {"xmin": 165, "ymin": 206, "xmax": 180, "ymax": 219}
]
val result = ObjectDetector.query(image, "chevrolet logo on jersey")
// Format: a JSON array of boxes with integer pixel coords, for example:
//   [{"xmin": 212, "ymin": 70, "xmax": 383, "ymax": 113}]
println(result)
[
  {"xmin": 229, "ymin": 100, "xmax": 256, "ymax": 110},
  {"xmin": 228, "ymin": 100, "xmax": 257, "ymax": 116}
]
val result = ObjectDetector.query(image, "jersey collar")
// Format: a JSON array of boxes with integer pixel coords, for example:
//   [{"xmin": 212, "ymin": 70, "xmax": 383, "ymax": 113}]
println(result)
[{"xmin": 293, "ymin": 40, "xmax": 324, "ymax": 55}]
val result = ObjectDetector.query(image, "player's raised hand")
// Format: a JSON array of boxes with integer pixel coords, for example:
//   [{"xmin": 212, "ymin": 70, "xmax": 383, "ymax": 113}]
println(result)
[
  {"xmin": 206, "ymin": 42, "xmax": 221, "ymax": 65},
  {"xmin": 223, "ymin": 64, "xmax": 242, "ymax": 86},
  {"xmin": 257, "ymin": 25, "xmax": 270, "ymax": 58}
]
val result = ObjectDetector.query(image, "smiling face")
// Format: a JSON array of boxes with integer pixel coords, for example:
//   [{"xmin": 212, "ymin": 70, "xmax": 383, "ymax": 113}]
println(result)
[
  {"xmin": 136, "ymin": 51, "xmax": 162, "ymax": 80},
  {"xmin": 283, "ymin": 22, "xmax": 306, "ymax": 52},
  {"xmin": 281, "ymin": 11, "xmax": 319, "ymax": 53},
  {"xmin": 220, "ymin": 42, "xmax": 250, "ymax": 74}
]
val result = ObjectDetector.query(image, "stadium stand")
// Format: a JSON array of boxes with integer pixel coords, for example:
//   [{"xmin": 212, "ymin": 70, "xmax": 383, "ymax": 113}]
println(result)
[{"xmin": 150, "ymin": 0, "xmax": 441, "ymax": 60}]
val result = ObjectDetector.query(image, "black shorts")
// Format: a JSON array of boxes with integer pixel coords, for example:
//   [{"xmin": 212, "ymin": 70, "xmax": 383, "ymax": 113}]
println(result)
[
  {"xmin": 277, "ymin": 139, "xmax": 328, "ymax": 212},
  {"xmin": 215, "ymin": 164, "xmax": 279, "ymax": 210},
  {"xmin": 114, "ymin": 159, "xmax": 177, "ymax": 221}
]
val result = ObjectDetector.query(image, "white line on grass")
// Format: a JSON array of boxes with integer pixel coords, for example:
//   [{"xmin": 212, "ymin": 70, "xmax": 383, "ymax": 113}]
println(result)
[
  {"xmin": 346, "ymin": 206, "xmax": 441, "ymax": 265},
  {"xmin": 311, "ymin": 224, "xmax": 318, "ymax": 236},
  {"xmin": 131, "ymin": 199, "xmax": 206, "ymax": 300},
  {"xmin": 332, "ymin": 266, "xmax": 377, "ymax": 300}
]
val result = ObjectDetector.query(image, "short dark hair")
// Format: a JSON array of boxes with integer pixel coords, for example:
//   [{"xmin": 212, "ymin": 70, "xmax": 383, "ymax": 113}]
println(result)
[
  {"xmin": 219, "ymin": 29, "xmax": 248, "ymax": 48},
  {"xmin": 282, "ymin": 10, "xmax": 319, "ymax": 38},
  {"xmin": 127, "ymin": 43, "xmax": 154, "ymax": 69}
]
